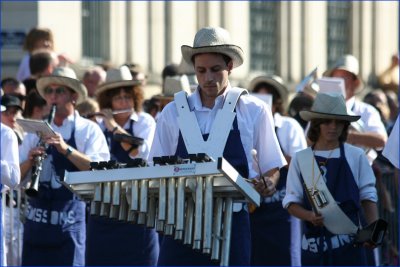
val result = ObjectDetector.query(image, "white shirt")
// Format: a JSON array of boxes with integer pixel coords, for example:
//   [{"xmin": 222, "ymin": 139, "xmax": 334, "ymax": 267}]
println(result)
[
  {"xmin": 99, "ymin": 111, "xmax": 156, "ymax": 160},
  {"xmin": 382, "ymin": 115, "xmax": 399, "ymax": 169},
  {"xmin": 149, "ymin": 85, "xmax": 287, "ymax": 179},
  {"xmin": 346, "ymin": 97, "xmax": 388, "ymax": 142},
  {"xmin": 283, "ymin": 143, "xmax": 377, "ymax": 209},
  {"xmin": 20, "ymin": 111, "xmax": 110, "ymax": 186},
  {"xmin": 1, "ymin": 123, "xmax": 20, "ymax": 189},
  {"xmin": 274, "ymin": 113, "xmax": 307, "ymax": 157}
]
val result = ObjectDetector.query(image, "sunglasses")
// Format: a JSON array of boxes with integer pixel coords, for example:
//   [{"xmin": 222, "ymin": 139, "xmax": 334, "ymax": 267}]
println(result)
[{"xmin": 44, "ymin": 87, "xmax": 68, "ymax": 95}]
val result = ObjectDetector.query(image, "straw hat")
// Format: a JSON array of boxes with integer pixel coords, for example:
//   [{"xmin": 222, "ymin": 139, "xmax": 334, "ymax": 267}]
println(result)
[
  {"xmin": 37, "ymin": 67, "xmax": 88, "ymax": 104},
  {"xmin": 323, "ymin": 54, "xmax": 364, "ymax": 93},
  {"xmin": 181, "ymin": 27, "xmax": 244, "ymax": 68},
  {"xmin": 96, "ymin": 66, "xmax": 140, "ymax": 96},
  {"xmin": 248, "ymin": 75, "xmax": 289, "ymax": 105},
  {"xmin": 300, "ymin": 93, "xmax": 360, "ymax": 122}
]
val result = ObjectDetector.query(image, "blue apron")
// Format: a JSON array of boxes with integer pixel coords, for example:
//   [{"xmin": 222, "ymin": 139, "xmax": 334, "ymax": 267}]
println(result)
[
  {"xmin": 86, "ymin": 119, "xmax": 159, "ymax": 266},
  {"xmin": 300, "ymin": 143, "xmax": 367, "ymax": 266},
  {"xmin": 157, "ymin": 116, "xmax": 251, "ymax": 266},
  {"xmin": 250, "ymin": 126, "xmax": 291, "ymax": 265},
  {"xmin": 22, "ymin": 118, "xmax": 86, "ymax": 266}
]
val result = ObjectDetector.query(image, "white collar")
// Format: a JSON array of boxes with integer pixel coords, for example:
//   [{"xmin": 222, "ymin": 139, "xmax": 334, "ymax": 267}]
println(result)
[
  {"xmin": 189, "ymin": 83, "xmax": 231, "ymax": 111},
  {"xmin": 274, "ymin": 112, "xmax": 283, "ymax": 128}
]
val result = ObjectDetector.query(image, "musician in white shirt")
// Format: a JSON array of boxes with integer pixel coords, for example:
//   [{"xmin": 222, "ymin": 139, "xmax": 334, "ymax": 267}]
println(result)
[
  {"xmin": 150, "ymin": 27, "xmax": 286, "ymax": 266},
  {"xmin": 324, "ymin": 54, "xmax": 387, "ymax": 152}
]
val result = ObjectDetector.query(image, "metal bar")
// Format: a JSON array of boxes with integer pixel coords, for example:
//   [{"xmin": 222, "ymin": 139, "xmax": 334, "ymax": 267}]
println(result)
[
  {"xmin": 220, "ymin": 197, "xmax": 233, "ymax": 267},
  {"xmin": 203, "ymin": 176, "xmax": 213, "ymax": 254},
  {"xmin": 167, "ymin": 178, "xmax": 176, "ymax": 225},
  {"xmin": 174, "ymin": 177, "xmax": 186, "ymax": 240},
  {"xmin": 193, "ymin": 176, "xmax": 203, "ymax": 250},
  {"xmin": 211, "ymin": 197, "xmax": 223, "ymax": 261},
  {"xmin": 130, "ymin": 180, "xmax": 139, "ymax": 211},
  {"xmin": 183, "ymin": 196, "xmax": 194, "ymax": 245},
  {"xmin": 146, "ymin": 195, "xmax": 156, "ymax": 228}
]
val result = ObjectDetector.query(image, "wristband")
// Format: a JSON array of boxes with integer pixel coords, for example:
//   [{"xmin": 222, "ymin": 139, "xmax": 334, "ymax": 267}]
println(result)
[{"xmin": 65, "ymin": 146, "xmax": 74, "ymax": 157}]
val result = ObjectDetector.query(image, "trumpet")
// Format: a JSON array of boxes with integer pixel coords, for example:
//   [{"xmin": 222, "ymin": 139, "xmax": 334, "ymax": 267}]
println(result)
[{"xmin": 26, "ymin": 104, "xmax": 56, "ymax": 197}]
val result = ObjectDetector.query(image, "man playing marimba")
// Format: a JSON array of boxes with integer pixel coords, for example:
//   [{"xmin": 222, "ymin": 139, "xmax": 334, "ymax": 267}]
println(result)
[{"xmin": 149, "ymin": 26, "xmax": 287, "ymax": 266}]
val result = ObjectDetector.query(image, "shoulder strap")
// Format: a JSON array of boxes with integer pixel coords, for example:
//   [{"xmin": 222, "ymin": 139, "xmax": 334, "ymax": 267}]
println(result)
[
  {"xmin": 174, "ymin": 88, "xmax": 247, "ymax": 159},
  {"xmin": 175, "ymin": 91, "xmax": 206, "ymax": 154},
  {"xmin": 297, "ymin": 148, "xmax": 359, "ymax": 234},
  {"xmin": 205, "ymin": 88, "xmax": 248, "ymax": 157}
]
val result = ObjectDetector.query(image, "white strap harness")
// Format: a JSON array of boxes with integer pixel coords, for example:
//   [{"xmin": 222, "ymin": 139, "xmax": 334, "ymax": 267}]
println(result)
[
  {"xmin": 174, "ymin": 88, "xmax": 248, "ymax": 159},
  {"xmin": 297, "ymin": 147, "xmax": 359, "ymax": 235}
]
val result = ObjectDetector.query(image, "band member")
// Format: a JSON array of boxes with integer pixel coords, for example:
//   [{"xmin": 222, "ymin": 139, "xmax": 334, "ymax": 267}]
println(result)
[
  {"xmin": 248, "ymin": 75, "xmax": 307, "ymax": 266},
  {"xmin": 149, "ymin": 26, "xmax": 286, "ymax": 265},
  {"xmin": 283, "ymin": 93, "xmax": 378, "ymax": 266},
  {"xmin": 19, "ymin": 67, "xmax": 110, "ymax": 266},
  {"xmin": 85, "ymin": 66, "xmax": 158, "ymax": 266}
]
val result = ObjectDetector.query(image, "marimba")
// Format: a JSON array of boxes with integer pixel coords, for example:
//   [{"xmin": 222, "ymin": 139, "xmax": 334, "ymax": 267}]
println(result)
[{"xmin": 62, "ymin": 154, "xmax": 260, "ymax": 266}]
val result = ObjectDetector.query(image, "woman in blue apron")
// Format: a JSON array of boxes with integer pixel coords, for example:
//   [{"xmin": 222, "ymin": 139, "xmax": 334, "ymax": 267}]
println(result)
[
  {"xmin": 157, "ymin": 115, "xmax": 251, "ymax": 266},
  {"xmin": 22, "ymin": 117, "xmax": 86, "ymax": 266},
  {"xmin": 86, "ymin": 67, "xmax": 158, "ymax": 266},
  {"xmin": 283, "ymin": 93, "xmax": 379, "ymax": 266}
]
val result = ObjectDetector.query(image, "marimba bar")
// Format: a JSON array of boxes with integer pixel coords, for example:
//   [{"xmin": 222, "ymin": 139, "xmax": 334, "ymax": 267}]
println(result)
[{"xmin": 62, "ymin": 155, "xmax": 260, "ymax": 266}]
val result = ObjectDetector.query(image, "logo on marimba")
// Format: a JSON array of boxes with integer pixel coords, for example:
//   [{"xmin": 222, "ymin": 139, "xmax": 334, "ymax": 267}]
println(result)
[{"xmin": 173, "ymin": 164, "xmax": 196, "ymax": 175}]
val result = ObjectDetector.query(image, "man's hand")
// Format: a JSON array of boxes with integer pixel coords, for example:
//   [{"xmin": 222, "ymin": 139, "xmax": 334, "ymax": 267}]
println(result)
[
  {"xmin": 44, "ymin": 133, "xmax": 68, "ymax": 154},
  {"xmin": 254, "ymin": 176, "xmax": 276, "ymax": 197}
]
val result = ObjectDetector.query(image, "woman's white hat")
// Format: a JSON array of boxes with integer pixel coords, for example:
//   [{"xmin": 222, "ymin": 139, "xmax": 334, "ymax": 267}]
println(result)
[
  {"xmin": 181, "ymin": 27, "xmax": 244, "ymax": 68},
  {"xmin": 248, "ymin": 75, "xmax": 289, "ymax": 105},
  {"xmin": 96, "ymin": 66, "xmax": 140, "ymax": 96},
  {"xmin": 300, "ymin": 92, "xmax": 360, "ymax": 122},
  {"xmin": 37, "ymin": 67, "xmax": 88, "ymax": 104}
]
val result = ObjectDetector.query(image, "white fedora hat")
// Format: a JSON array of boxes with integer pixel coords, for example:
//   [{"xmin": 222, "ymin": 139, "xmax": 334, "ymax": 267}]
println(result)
[
  {"xmin": 323, "ymin": 54, "xmax": 364, "ymax": 93},
  {"xmin": 37, "ymin": 67, "xmax": 88, "ymax": 104},
  {"xmin": 181, "ymin": 27, "xmax": 244, "ymax": 68},
  {"xmin": 300, "ymin": 92, "xmax": 360, "ymax": 122},
  {"xmin": 96, "ymin": 66, "xmax": 140, "ymax": 96},
  {"xmin": 248, "ymin": 75, "xmax": 289, "ymax": 105}
]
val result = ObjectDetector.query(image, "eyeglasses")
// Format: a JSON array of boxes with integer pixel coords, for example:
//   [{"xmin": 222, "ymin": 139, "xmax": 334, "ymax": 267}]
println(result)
[{"xmin": 44, "ymin": 87, "xmax": 68, "ymax": 95}]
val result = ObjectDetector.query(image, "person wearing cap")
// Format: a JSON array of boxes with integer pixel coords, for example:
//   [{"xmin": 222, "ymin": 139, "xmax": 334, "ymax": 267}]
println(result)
[
  {"xmin": 248, "ymin": 75, "xmax": 307, "ymax": 266},
  {"xmin": 19, "ymin": 67, "xmax": 110, "ymax": 266},
  {"xmin": 149, "ymin": 27, "xmax": 286, "ymax": 265},
  {"xmin": 283, "ymin": 93, "xmax": 378, "ymax": 265},
  {"xmin": 1, "ymin": 94, "xmax": 23, "ymax": 131},
  {"xmin": 86, "ymin": 66, "xmax": 157, "ymax": 266},
  {"xmin": 324, "ymin": 55, "xmax": 387, "ymax": 160}
]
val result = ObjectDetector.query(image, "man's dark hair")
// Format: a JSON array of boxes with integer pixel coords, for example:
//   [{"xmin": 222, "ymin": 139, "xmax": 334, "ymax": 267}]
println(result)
[
  {"xmin": 191, "ymin": 53, "xmax": 232, "ymax": 66},
  {"xmin": 307, "ymin": 119, "xmax": 350, "ymax": 143},
  {"xmin": 29, "ymin": 51, "xmax": 53, "ymax": 75}
]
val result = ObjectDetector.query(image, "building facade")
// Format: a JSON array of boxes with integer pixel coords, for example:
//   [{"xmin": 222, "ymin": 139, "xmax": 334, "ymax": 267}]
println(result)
[{"xmin": 1, "ymin": 1, "xmax": 398, "ymax": 90}]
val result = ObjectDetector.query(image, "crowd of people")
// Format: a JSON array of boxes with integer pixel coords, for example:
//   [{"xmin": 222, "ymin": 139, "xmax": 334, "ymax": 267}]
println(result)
[{"xmin": 1, "ymin": 26, "xmax": 399, "ymax": 266}]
